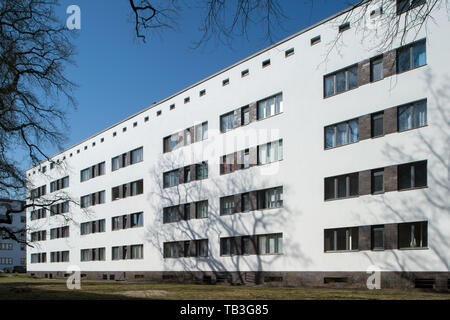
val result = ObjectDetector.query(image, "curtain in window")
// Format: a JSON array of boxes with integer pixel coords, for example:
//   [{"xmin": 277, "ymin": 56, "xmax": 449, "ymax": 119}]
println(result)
[
  {"xmin": 275, "ymin": 94, "xmax": 283, "ymax": 113},
  {"xmin": 325, "ymin": 127, "xmax": 336, "ymax": 148},
  {"xmin": 398, "ymin": 106, "xmax": 412, "ymax": 131},
  {"xmin": 278, "ymin": 140, "xmax": 283, "ymax": 160},
  {"xmin": 325, "ymin": 76, "xmax": 335, "ymax": 97},
  {"xmin": 336, "ymin": 123, "xmax": 348, "ymax": 146},
  {"xmin": 259, "ymin": 144, "xmax": 267, "ymax": 164},
  {"xmin": 348, "ymin": 120, "xmax": 359, "ymax": 143},
  {"xmin": 414, "ymin": 101, "xmax": 427, "ymax": 128},
  {"xmin": 413, "ymin": 41, "xmax": 426, "ymax": 68}
]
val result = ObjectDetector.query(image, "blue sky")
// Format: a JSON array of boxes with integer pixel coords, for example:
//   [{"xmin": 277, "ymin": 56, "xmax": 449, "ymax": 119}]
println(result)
[{"xmin": 52, "ymin": 0, "xmax": 357, "ymax": 154}]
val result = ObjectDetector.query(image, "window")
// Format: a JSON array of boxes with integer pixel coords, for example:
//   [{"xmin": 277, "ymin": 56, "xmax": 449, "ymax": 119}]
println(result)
[
  {"xmin": 324, "ymin": 227, "xmax": 359, "ymax": 252},
  {"xmin": 144, "ymin": 116, "xmax": 149, "ymax": 122},
  {"xmin": 112, "ymin": 216, "xmax": 121, "ymax": 230},
  {"xmin": 130, "ymin": 147, "xmax": 143, "ymax": 164},
  {"xmin": 112, "ymin": 156, "xmax": 120, "ymax": 171},
  {"xmin": 170, "ymin": 104, "xmax": 175, "ymax": 110},
  {"xmin": 184, "ymin": 204, "xmax": 191, "ymax": 220},
  {"xmin": 371, "ymin": 169, "xmax": 384, "ymax": 194},
  {"xmin": 285, "ymin": 48, "xmax": 294, "ymax": 57},
  {"xmin": 325, "ymin": 119, "xmax": 359, "ymax": 149},
  {"xmin": 220, "ymin": 112, "xmax": 234, "ymax": 133},
  {"xmin": 398, "ymin": 100, "xmax": 427, "ymax": 131},
  {"xmin": 197, "ymin": 122, "xmax": 208, "ymax": 141},
  {"xmin": 130, "ymin": 212, "xmax": 143, "ymax": 228},
  {"xmin": 163, "ymin": 206, "xmax": 181, "ymax": 223},
  {"xmin": 81, "ymin": 162, "xmax": 105, "ymax": 182},
  {"xmin": 325, "ymin": 173, "xmax": 359, "ymax": 200},
  {"xmin": 371, "ymin": 112, "xmax": 384, "ymax": 137},
  {"xmin": 338, "ymin": 22, "xmax": 350, "ymax": 33},
  {"xmin": 184, "ymin": 166, "xmax": 191, "ymax": 183},
  {"xmin": 397, "ymin": 39, "xmax": 426, "ymax": 73},
  {"xmin": 241, "ymin": 106, "xmax": 250, "ymax": 126},
  {"xmin": 397, "ymin": 0, "xmax": 426, "ymax": 15},
  {"xmin": 262, "ymin": 59, "xmax": 271, "ymax": 68},
  {"xmin": 241, "ymin": 193, "xmax": 250, "ymax": 212},
  {"xmin": 398, "ymin": 221, "xmax": 427, "ymax": 249},
  {"xmin": 130, "ymin": 180, "xmax": 143, "ymax": 196},
  {"xmin": 164, "ymin": 242, "xmax": 182, "ymax": 258},
  {"xmin": 257, "ymin": 139, "xmax": 283, "ymax": 165},
  {"xmin": 220, "ymin": 238, "xmax": 234, "ymax": 256},
  {"xmin": 257, "ymin": 93, "xmax": 283, "ymax": 120},
  {"xmin": 196, "ymin": 201, "xmax": 208, "ymax": 219},
  {"xmin": 184, "ymin": 97, "xmax": 190, "ymax": 104},
  {"xmin": 112, "ymin": 187, "xmax": 120, "ymax": 201},
  {"xmin": 220, "ymin": 196, "xmax": 235, "ymax": 215},
  {"xmin": 243, "ymin": 149, "xmax": 250, "ymax": 169},
  {"xmin": 131, "ymin": 245, "xmax": 144, "ymax": 259},
  {"xmin": 222, "ymin": 78, "xmax": 230, "ymax": 86},
  {"xmin": 157, "ymin": 110, "xmax": 162, "ymax": 116},
  {"xmin": 50, "ymin": 176, "xmax": 69, "ymax": 192},
  {"xmin": 371, "ymin": 56, "xmax": 383, "ymax": 82},
  {"xmin": 196, "ymin": 161, "xmax": 208, "ymax": 180},
  {"xmin": 371, "ymin": 225, "xmax": 385, "ymax": 250},
  {"xmin": 324, "ymin": 65, "xmax": 358, "ymax": 97},
  {"xmin": 112, "ymin": 247, "xmax": 120, "ymax": 260},
  {"xmin": 198, "ymin": 239, "xmax": 208, "ymax": 257},
  {"xmin": 163, "ymin": 170, "xmax": 179, "ymax": 188},
  {"xmin": 258, "ymin": 233, "xmax": 283, "ymax": 254},
  {"xmin": 241, "ymin": 69, "xmax": 249, "ymax": 77},
  {"xmin": 310, "ymin": 35, "xmax": 321, "ymax": 46},
  {"xmin": 398, "ymin": 160, "xmax": 427, "ymax": 190},
  {"xmin": 199, "ymin": 89, "xmax": 206, "ymax": 97},
  {"xmin": 259, "ymin": 187, "xmax": 283, "ymax": 209}
]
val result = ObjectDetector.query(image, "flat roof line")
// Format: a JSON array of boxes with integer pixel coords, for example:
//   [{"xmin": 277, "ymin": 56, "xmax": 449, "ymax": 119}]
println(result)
[{"xmin": 28, "ymin": 2, "xmax": 362, "ymax": 171}]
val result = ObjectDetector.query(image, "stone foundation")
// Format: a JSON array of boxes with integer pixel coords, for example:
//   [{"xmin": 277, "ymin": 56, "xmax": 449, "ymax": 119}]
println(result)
[{"xmin": 27, "ymin": 270, "xmax": 449, "ymax": 291}]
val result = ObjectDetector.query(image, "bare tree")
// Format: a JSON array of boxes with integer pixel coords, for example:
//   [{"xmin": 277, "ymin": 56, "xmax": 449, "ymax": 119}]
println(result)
[
  {"xmin": 0, "ymin": 0, "xmax": 77, "ymax": 244},
  {"xmin": 128, "ymin": 0, "xmax": 448, "ymax": 51}
]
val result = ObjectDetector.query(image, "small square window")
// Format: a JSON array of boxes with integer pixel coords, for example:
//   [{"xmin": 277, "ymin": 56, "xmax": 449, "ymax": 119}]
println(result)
[
  {"xmin": 92, "ymin": 142, "xmax": 95, "ymax": 147},
  {"xmin": 84, "ymin": 146, "xmax": 87, "ymax": 150},
  {"xmin": 101, "ymin": 137, "xmax": 104, "ymax": 143},
  {"xmin": 338, "ymin": 22, "xmax": 350, "ymax": 33},
  {"xmin": 170, "ymin": 104, "xmax": 175, "ymax": 110},
  {"xmin": 144, "ymin": 116, "xmax": 149, "ymax": 122},
  {"xmin": 133, "ymin": 122, "xmax": 137, "ymax": 127},
  {"xmin": 113, "ymin": 132, "xmax": 117, "ymax": 137},
  {"xmin": 122, "ymin": 127, "xmax": 127, "ymax": 132},
  {"xmin": 222, "ymin": 78, "xmax": 230, "ymax": 86},
  {"xmin": 157, "ymin": 110, "xmax": 162, "ymax": 116},
  {"xmin": 199, "ymin": 89, "xmax": 206, "ymax": 97},
  {"xmin": 262, "ymin": 59, "xmax": 271, "ymax": 68},
  {"xmin": 311, "ymin": 35, "xmax": 321, "ymax": 46},
  {"xmin": 77, "ymin": 149, "xmax": 80, "ymax": 154},
  {"xmin": 184, "ymin": 97, "xmax": 190, "ymax": 104},
  {"xmin": 70, "ymin": 153, "xmax": 73, "ymax": 157},
  {"xmin": 285, "ymin": 48, "xmax": 295, "ymax": 57},
  {"xmin": 241, "ymin": 69, "xmax": 249, "ymax": 77}
]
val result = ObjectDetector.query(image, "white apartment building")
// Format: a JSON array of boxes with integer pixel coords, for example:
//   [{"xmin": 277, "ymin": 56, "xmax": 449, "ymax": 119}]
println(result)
[
  {"xmin": 26, "ymin": 1, "xmax": 450, "ymax": 289},
  {"xmin": 0, "ymin": 199, "xmax": 26, "ymax": 271}
]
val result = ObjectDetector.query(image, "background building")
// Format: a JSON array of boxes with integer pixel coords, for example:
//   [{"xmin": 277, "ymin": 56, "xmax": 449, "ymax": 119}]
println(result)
[
  {"xmin": 0, "ymin": 199, "xmax": 26, "ymax": 271},
  {"xmin": 26, "ymin": 1, "xmax": 450, "ymax": 289}
]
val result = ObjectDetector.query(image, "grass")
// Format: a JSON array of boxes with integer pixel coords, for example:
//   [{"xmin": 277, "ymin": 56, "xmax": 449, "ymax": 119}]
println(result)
[{"xmin": 0, "ymin": 274, "xmax": 448, "ymax": 300}]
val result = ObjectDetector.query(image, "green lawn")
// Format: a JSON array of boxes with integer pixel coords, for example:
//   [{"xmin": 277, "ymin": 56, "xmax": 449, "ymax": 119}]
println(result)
[{"xmin": 0, "ymin": 274, "xmax": 448, "ymax": 300}]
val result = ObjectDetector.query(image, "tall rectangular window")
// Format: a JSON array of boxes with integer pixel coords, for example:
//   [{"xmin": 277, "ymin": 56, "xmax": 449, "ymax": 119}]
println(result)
[
  {"xmin": 398, "ymin": 100, "xmax": 427, "ymax": 132},
  {"xmin": 220, "ymin": 196, "xmax": 235, "ymax": 215},
  {"xmin": 196, "ymin": 162, "xmax": 208, "ymax": 180},
  {"xmin": 371, "ymin": 112, "xmax": 384, "ymax": 137},
  {"xmin": 130, "ymin": 147, "xmax": 143, "ymax": 164},
  {"xmin": 163, "ymin": 170, "xmax": 179, "ymax": 188},
  {"xmin": 371, "ymin": 169, "xmax": 385, "ymax": 194},
  {"xmin": 398, "ymin": 221, "xmax": 427, "ymax": 249},
  {"xmin": 195, "ymin": 201, "xmax": 208, "ymax": 219},
  {"xmin": 112, "ymin": 156, "xmax": 120, "ymax": 171},
  {"xmin": 220, "ymin": 238, "xmax": 233, "ymax": 256},
  {"xmin": 325, "ymin": 119, "xmax": 359, "ymax": 149},
  {"xmin": 324, "ymin": 65, "xmax": 358, "ymax": 97},
  {"xmin": 220, "ymin": 112, "xmax": 234, "ymax": 133},
  {"xmin": 241, "ymin": 106, "xmax": 250, "ymax": 125},
  {"xmin": 397, "ymin": 39, "xmax": 426, "ymax": 73},
  {"xmin": 371, "ymin": 225, "xmax": 385, "ymax": 250},
  {"xmin": 370, "ymin": 56, "xmax": 384, "ymax": 82},
  {"xmin": 398, "ymin": 160, "xmax": 427, "ymax": 190}
]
